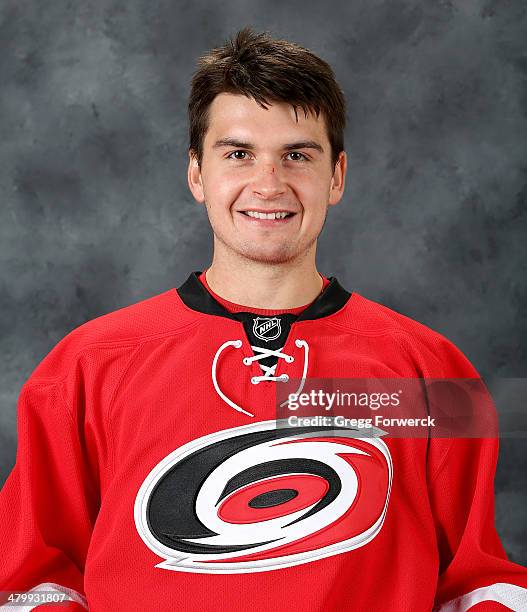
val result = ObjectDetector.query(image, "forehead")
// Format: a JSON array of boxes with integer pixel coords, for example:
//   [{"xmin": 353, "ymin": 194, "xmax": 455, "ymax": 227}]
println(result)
[{"xmin": 204, "ymin": 92, "xmax": 329, "ymax": 146}]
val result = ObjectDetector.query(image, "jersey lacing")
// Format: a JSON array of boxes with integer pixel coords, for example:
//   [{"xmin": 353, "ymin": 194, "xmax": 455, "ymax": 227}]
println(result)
[{"xmin": 211, "ymin": 339, "xmax": 310, "ymax": 418}]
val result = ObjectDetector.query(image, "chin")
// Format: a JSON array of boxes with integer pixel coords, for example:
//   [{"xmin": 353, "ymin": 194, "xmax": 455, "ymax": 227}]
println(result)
[{"xmin": 238, "ymin": 245, "xmax": 299, "ymax": 265}]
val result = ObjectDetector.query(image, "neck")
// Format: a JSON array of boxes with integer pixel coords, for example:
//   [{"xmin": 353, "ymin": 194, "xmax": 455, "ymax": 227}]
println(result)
[{"xmin": 205, "ymin": 245, "xmax": 324, "ymax": 310}]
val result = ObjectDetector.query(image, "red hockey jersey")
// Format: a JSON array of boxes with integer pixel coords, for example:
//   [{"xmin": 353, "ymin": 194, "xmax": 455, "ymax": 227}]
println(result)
[{"xmin": 1, "ymin": 271, "xmax": 527, "ymax": 611}]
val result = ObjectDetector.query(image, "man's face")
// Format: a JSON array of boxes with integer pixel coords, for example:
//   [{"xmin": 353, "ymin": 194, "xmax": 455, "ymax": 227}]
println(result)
[{"xmin": 188, "ymin": 92, "xmax": 346, "ymax": 265}]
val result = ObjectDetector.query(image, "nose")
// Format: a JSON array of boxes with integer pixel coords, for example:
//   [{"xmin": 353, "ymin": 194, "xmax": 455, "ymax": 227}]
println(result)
[{"xmin": 251, "ymin": 163, "xmax": 286, "ymax": 200}]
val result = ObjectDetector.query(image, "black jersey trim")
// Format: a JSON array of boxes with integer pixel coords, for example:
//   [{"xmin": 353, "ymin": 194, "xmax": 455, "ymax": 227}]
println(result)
[{"xmin": 176, "ymin": 271, "xmax": 351, "ymax": 322}]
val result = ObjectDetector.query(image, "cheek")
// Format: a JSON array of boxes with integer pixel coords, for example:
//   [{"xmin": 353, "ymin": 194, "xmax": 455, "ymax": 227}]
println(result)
[
  {"xmin": 205, "ymin": 168, "xmax": 246, "ymax": 202},
  {"xmin": 289, "ymin": 165, "xmax": 331, "ymax": 193},
  {"xmin": 293, "ymin": 180, "xmax": 330, "ymax": 212}
]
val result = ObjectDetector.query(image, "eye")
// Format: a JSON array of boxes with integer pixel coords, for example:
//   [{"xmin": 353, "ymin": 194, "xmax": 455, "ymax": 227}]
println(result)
[
  {"xmin": 226, "ymin": 150, "xmax": 251, "ymax": 160},
  {"xmin": 285, "ymin": 151, "xmax": 309, "ymax": 162}
]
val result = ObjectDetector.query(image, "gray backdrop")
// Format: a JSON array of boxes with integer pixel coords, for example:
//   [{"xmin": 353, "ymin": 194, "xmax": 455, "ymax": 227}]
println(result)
[{"xmin": 1, "ymin": 1, "xmax": 526, "ymax": 564}]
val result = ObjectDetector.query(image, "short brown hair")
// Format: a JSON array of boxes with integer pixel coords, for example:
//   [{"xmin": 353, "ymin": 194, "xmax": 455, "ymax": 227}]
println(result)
[{"xmin": 188, "ymin": 27, "xmax": 346, "ymax": 168}]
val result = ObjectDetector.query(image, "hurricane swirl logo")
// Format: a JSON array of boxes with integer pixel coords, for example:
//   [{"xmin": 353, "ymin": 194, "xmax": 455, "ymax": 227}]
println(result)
[{"xmin": 134, "ymin": 420, "xmax": 393, "ymax": 573}]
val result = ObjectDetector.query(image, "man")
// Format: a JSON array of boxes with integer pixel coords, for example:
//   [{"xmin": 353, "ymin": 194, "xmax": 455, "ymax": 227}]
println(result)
[{"xmin": 0, "ymin": 27, "xmax": 526, "ymax": 612}]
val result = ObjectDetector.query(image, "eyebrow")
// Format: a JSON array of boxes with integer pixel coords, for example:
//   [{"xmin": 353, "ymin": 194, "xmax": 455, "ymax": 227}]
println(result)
[{"xmin": 212, "ymin": 137, "xmax": 324, "ymax": 154}]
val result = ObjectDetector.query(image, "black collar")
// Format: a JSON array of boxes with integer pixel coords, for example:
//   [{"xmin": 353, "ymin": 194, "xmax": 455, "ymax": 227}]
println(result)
[{"xmin": 176, "ymin": 271, "xmax": 351, "ymax": 322}]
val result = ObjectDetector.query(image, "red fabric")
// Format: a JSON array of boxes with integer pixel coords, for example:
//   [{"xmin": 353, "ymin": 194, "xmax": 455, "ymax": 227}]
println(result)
[
  {"xmin": 1, "ymin": 283, "xmax": 526, "ymax": 611},
  {"xmin": 198, "ymin": 268, "xmax": 330, "ymax": 315}
]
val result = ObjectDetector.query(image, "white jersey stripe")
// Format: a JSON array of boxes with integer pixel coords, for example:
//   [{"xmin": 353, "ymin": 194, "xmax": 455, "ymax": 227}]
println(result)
[
  {"xmin": 436, "ymin": 582, "xmax": 527, "ymax": 612},
  {"xmin": 0, "ymin": 582, "xmax": 88, "ymax": 611}
]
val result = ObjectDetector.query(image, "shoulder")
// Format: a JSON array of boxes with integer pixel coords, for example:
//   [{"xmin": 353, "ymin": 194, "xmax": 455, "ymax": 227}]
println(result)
[
  {"xmin": 337, "ymin": 292, "xmax": 480, "ymax": 378},
  {"xmin": 338, "ymin": 291, "xmax": 447, "ymax": 339},
  {"xmin": 27, "ymin": 287, "xmax": 196, "ymax": 381}
]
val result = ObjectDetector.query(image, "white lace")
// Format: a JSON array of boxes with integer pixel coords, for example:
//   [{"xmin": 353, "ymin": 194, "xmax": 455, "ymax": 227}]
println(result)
[{"xmin": 211, "ymin": 338, "xmax": 310, "ymax": 417}]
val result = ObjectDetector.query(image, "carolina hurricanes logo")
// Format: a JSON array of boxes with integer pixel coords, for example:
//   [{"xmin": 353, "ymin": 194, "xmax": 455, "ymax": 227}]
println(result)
[
  {"xmin": 253, "ymin": 317, "xmax": 281, "ymax": 341},
  {"xmin": 134, "ymin": 420, "xmax": 393, "ymax": 573}
]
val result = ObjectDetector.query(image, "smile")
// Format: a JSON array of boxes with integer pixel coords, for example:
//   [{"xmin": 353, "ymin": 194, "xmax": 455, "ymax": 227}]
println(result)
[{"xmin": 239, "ymin": 210, "xmax": 296, "ymax": 221}]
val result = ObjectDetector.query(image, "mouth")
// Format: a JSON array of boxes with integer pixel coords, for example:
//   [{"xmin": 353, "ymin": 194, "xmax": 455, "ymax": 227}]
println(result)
[{"xmin": 237, "ymin": 210, "xmax": 298, "ymax": 225}]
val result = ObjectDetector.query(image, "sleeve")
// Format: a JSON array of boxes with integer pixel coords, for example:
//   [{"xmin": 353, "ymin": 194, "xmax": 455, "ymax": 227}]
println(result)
[
  {"xmin": 424, "ymin": 337, "xmax": 527, "ymax": 611},
  {"xmin": 429, "ymin": 436, "xmax": 527, "ymax": 611},
  {"xmin": 0, "ymin": 379, "xmax": 95, "ymax": 610}
]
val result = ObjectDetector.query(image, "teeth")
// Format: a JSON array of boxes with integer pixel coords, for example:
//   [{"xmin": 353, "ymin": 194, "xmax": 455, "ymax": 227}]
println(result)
[{"xmin": 245, "ymin": 211, "xmax": 291, "ymax": 219}]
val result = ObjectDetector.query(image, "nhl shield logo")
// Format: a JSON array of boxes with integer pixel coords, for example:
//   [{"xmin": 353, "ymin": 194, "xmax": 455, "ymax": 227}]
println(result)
[{"xmin": 253, "ymin": 317, "xmax": 281, "ymax": 342}]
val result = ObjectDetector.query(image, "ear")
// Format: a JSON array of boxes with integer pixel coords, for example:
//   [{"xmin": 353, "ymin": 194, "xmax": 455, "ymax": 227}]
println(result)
[
  {"xmin": 187, "ymin": 150, "xmax": 205, "ymax": 203},
  {"xmin": 328, "ymin": 151, "xmax": 347, "ymax": 206}
]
